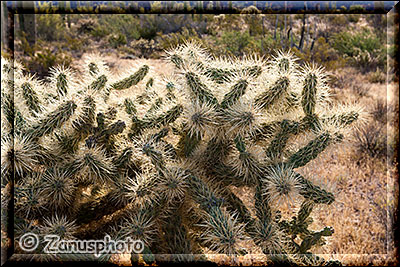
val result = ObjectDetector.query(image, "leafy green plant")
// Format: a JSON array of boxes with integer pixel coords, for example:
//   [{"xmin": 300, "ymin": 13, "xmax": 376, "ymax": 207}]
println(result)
[
  {"xmin": 36, "ymin": 14, "xmax": 68, "ymax": 42},
  {"xmin": 1, "ymin": 42, "xmax": 362, "ymax": 265},
  {"xmin": 213, "ymin": 30, "xmax": 258, "ymax": 57},
  {"xmin": 108, "ymin": 33, "xmax": 128, "ymax": 48},
  {"xmin": 293, "ymin": 37, "xmax": 347, "ymax": 71},
  {"xmin": 331, "ymin": 28, "xmax": 386, "ymax": 72}
]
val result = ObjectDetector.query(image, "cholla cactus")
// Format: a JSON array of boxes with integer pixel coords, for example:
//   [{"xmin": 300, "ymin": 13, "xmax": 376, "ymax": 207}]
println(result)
[{"xmin": 1, "ymin": 41, "xmax": 362, "ymax": 265}]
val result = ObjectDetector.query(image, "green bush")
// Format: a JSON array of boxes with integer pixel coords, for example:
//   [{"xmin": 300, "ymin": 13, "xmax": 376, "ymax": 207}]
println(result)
[
  {"xmin": 91, "ymin": 14, "xmax": 141, "ymax": 42},
  {"xmin": 158, "ymin": 27, "xmax": 203, "ymax": 51},
  {"xmin": 108, "ymin": 33, "xmax": 128, "ymax": 48},
  {"xmin": 293, "ymin": 37, "xmax": 347, "ymax": 71},
  {"xmin": 214, "ymin": 30, "xmax": 257, "ymax": 57},
  {"xmin": 331, "ymin": 28, "xmax": 386, "ymax": 72},
  {"xmin": 36, "ymin": 14, "xmax": 68, "ymax": 42}
]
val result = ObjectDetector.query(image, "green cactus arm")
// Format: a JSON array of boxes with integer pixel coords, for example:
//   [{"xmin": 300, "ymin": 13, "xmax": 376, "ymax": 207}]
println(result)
[
  {"xmin": 176, "ymin": 129, "xmax": 201, "ymax": 158},
  {"xmin": 86, "ymin": 120, "xmax": 125, "ymax": 155},
  {"xmin": 185, "ymin": 72, "xmax": 219, "ymax": 106},
  {"xmin": 56, "ymin": 72, "xmax": 69, "ymax": 96},
  {"xmin": 255, "ymin": 76, "xmax": 290, "ymax": 109},
  {"xmin": 204, "ymin": 67, "xmax": 235, "ymax": 84},
  {"xmin": 21, "ymin": 82, "xmax": 42, "ymax": 114},
  {"xmin": 234, "ymin": 135, "xmax": 246, "ymax": 153},
  {"xmin": 186, "ymin": 172, "xmax": 224, "ymax": 212},
  {"xmin": 321, "ymin": 111, "xmax": 359, "ymax": 127},
  {"xmin": 224, "ymin": 188, "xmax": 255, "ymax": 233},
  {"xmin": 145, "ymin": 77, "xmax": 154, "ymax": 89},
  {"xmin": 203, "ymin": 65, "xmax": 261, "ymax": 85},
  {"xmin": 143, "ymin": 97, "xmax": 163, "ymax": 120},
  {"xmin": 88, "ymin": 62, "xmax": 99, "ymax": 76},
  {"xmin": 2, "ymin": 85, "xmax": 25, "ymax": 134},
  {"xmin": 27, "ymin": 100, "xmax": 77, "ymax": 139},
  {"xmin": 301, "ymin": 73, "xmax": 318, "ymax": 116},
  {"xmin": 149, "ymin": 127, "xmax": 169, "ymax": 142},
  {"xmin": 95, "ymin": 112, "xmax": 106, "ymax": 131},
  {"xmin": 295, "ymin": 172, "xmax": 335, "ymax": 204},
  {"xmin": 170, "ymin": 54, "xmax": 184, "ymax": 69},
  {"xmin": 285, "ymin": 91, "xmax": 300, "ymax": 109},
  {"xmin": 199, "ymin": 205, "xmax": 246, "ymax": 255},
  {"xmin": 221, "ymin": 79, "xmax": 248, "ymax": 109},
  {"xmin": 104, "ymin": 120, "xmax": 126, "ymax": 136},
  {"xmin": 113, "ymin": 147, "xmax": 134, "ymax": 170},
  {"xmin": 105, "ymin": 106, "xmax": 118, "ymax": 121},
  {"xmin": 71, "ymin": 95, "xmax": 96, "ymax": 134},
  {"xmin": 111, "ymin": 65, "xmax": 149, "ymax": 90},
  {"xmin": 254, "ymin": 182, "xmax": 273, "ymax": 223},
  {"xmin": 299, "ymin": 226, "xmax": 334, "ymax": 253},
  {"xmin": 279, "ymin": 200, "xmax": 314, "ymax": 237},
  {"xmin": 297, "ymin": 200, "xmax": 315, "ymax": 225},
  {"xmin": 256, "ymin": 122, "xmax": 280, "ymax": 140},
  {"xmin": 66, "ymin": 149, "xmax": 116, "ymax": 184},
  {"xmin": 143, "ymin": 104, "xmax": 183, "ymax": 129},
  {"xmin": 265, "ymin": 119, "xmax": 301, "ymax": 158},
  {"xmin": 159, "ymin": 210, "xmax": 193, "ymax": 257},
  {"xmin": 89, "ymin": 74, "xmax": 108, "ymax": 91},
  {"xmin": 202, "ymin": 137, "xmax": 233, "ymax": 166},
  {"xmin": 244, "ymin": 65, "xmax": 263, "ymax": 78},
  {"xmin": 124, "ymin": 98, "xmax": 137, "ymax": 116},
  {"xmin": 287, "ymin": 132, "xmax": 343, "ymax": 169},
  {"xmin": 54, "ymin": 132, "xmax": 85, "ymax": 154},
  {"xmin": 1, "ymin": 91, "xmax": 18, "ymax": 129},
  {"xmin": 278, "ymin": 58, "xmax": 290, "ymax": 72}
]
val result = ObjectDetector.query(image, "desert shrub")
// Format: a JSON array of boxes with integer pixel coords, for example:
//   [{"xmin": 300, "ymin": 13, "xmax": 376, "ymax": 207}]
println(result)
[
  {"xmin": 213, "ymin": 30, "xmax": 257, "ymax": 57},
  {"xmin": 293, "ymin": 37, "xmax": 347, "ymax": 71},
  {"xmin": 1, "ymin": 42, "xmax": 362, "ymax": 265},
  {"xmin": 372, "ymin": 99, "xmax": 388, "ymax": 123},
  {"xmin": 367, "ymin": 68, "xmax": 386, "ymax": 84},
  {"xmin": 129, "ymin": 38, "xmax": 160, "ymax": 58},
  {"xmin": 92, "ymin": 14, "xmax": 141, "ymax": 42},
  {"xmin": 36, "ymin": 14, "xmax": 68, "ymax": 42},
  {"xmin": 19, "ymin": 47, "xmax": 72, "ymax": 78},
  {"xmin": 351, "ymin": 83, "xmax": 369, "ymax": 97},
  {"xmin": 108, "ymin": 33, "xmax": 127, "ymax": 48},
  {"xmin": 326, "ymin": 15, "xmax": 347, "ymax": 27},
  {"xmin": 138, "ymin": 14, "xmax": 197, "ymax": 40},
  {"xmin": 76, "ymin": 18, "xmax": 97, "ymax": 35},
  {"xmin": 331, "ymin": 28, "xmax": 386, "ymax": 72},
  {"xmin": 17, "ymin": 32, "xmax": 36, "ymax": 56},
  {"xmin": 158, "ymin": 27, "xmax": 203, "ymax": 51},
  {"xmin": 207, "ymin": 14, "xmax": 243, "ymax": 35},
  {"xmin": 257, "ymin": 34, "xmax": 282, "ymax": 54},
  {"xmin": 354, "ymin": 122, "xmax": 387, "ymax": 160}
]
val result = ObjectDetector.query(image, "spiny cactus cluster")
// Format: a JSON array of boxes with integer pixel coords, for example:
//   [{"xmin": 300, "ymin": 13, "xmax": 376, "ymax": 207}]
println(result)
[{"xmin": 1, "ymin": 42, "xmax": 363, "ymax": 265}]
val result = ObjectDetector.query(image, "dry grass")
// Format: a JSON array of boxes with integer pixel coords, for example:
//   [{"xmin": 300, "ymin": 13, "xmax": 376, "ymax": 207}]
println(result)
[{"xmin": 75, "ymin": 56, "xmax": 398, "ymax": 266}]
